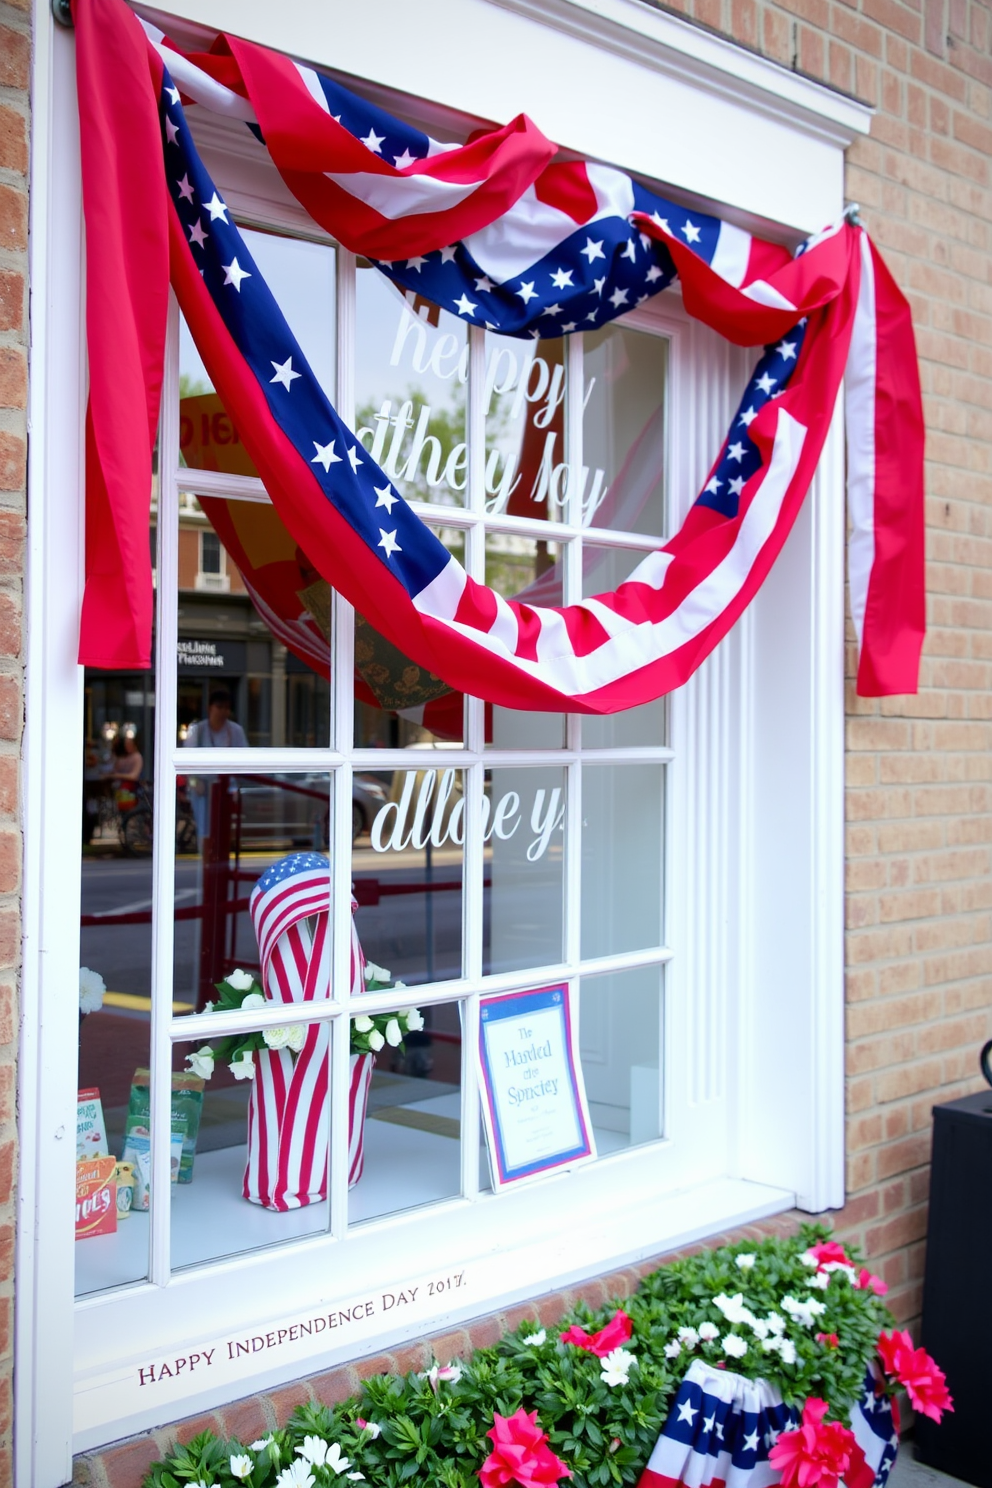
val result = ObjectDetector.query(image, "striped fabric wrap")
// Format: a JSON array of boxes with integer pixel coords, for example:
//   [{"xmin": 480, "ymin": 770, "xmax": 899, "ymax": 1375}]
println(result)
[
  {"xmin": 638, "ymin": 1359, "xmax": 898, "ymax": 1488},
  {"xmin": 246, "ymin": 852, "xmax": 372, "ymax": 1210}
]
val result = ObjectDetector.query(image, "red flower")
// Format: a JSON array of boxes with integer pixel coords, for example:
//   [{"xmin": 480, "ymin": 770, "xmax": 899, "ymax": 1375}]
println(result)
[
  {"xmin": 559, "ymin": 1309, "xmax": 632, "ymax": 1358},
  {"xmin": 855, "ymin": 1267, "xmax": 889, "ymax": 1296},
  {"xmin": 877, "ymin": 1331, "xmax": 954, "ymax": 1423},
  {"xmin": 769, "ymin": 1399, "xmax": 857, "ymax": 1488},
  {"xmin": 816, "ymin": 1332, "xmax": 840, "ymax": 1349},
  {"xmin": 808, "ymin": 1241, "xmax": 853, "ymax": 1268},
  {"xmin": 478, "ymin": 1409, "xmax": 571, "ymax": 1487}
]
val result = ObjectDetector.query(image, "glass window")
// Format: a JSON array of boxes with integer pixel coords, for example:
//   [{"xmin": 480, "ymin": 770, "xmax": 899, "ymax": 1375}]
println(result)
[
  {"xmin": 580, "ymin": 965, "xmax": 664, "ymax": 1154},
  {"xmin": 584, "ymin": 323, "xmax": 668, "ymax": 536}
]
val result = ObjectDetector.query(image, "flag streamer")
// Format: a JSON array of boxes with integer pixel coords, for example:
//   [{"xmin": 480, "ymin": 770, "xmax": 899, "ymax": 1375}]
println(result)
[{"xmin": 72, "ymin": 0, "xmax": 925, "ymax": 704}]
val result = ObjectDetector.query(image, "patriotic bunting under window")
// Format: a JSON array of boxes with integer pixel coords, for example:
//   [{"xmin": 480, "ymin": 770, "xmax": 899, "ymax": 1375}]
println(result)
[{"xmin": 72, "ymin": 0, "xmax": 925, "ymax": 705}]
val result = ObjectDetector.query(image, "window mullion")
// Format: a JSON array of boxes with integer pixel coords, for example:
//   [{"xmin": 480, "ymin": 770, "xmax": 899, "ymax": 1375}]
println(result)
[{"xmin": 149, "ymin": 294, "xmax": 182, "ymax": 1286}]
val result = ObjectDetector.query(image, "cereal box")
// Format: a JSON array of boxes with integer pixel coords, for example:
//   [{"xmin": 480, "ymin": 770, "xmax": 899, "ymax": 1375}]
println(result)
[
  {"xmin": 76, "ymin": 1087, "xmax": 109, "ymax": 1161},
  {"xmin": 75, "ymin": 1156, "xmax": 117, "ymax": 1239}
]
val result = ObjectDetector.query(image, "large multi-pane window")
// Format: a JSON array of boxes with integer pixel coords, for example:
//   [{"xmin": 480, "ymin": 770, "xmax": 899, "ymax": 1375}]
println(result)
[{"xmin": 75, "ymin": 214, "xmax": 677, "ymax": 1298}]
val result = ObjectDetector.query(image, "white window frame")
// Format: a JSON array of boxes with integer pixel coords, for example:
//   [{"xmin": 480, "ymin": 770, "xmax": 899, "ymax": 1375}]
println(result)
[{"xmin": 19, "ymin": 3, "xmax": 870, "ymax": 1483}]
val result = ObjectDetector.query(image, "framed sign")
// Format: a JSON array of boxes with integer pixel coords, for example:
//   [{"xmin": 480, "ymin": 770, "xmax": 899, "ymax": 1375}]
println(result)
[{"xmin": 477, "ymin": 984, "xmax": 595, "ymax": 1188}]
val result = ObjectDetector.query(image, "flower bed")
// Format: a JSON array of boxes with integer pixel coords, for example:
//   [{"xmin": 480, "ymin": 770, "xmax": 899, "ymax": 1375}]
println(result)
[{"xmin": 144, "ymin": 1226, "xmax": 949, "ymax": 1488}]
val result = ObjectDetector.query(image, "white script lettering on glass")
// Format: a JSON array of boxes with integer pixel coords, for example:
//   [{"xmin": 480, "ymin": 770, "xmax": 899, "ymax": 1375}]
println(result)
[
  {"xmin": 370, "ymin": 769, "xmax": 564, "ymax": 863},
  {"xmin": 355, "ymin": 297, "xmax": 608, "ymax": 523}
]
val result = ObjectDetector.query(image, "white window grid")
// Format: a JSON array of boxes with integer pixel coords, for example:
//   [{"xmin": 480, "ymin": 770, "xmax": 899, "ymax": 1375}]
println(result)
[{"xmin": 144, "ymin": 240, "xmax": 675, "ymax": 1286}]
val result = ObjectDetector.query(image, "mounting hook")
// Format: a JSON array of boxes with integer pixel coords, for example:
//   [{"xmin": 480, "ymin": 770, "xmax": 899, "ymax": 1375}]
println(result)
[
  {"xmin": 844, "ymin": 202, "xmax": 862, "ymax": 227},
  {"xmin": 52, "ymin": 0, "xmax": 73, "ymax": 26}
]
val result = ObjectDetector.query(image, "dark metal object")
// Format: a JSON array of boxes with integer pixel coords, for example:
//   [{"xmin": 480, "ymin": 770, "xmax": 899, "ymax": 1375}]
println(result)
[
  {"xmin": 916, "ymin": 1089, "xmax": 992, "ymax": 1485},
  {"xmin": 980, "ymin": 1038, "xmax": 992, "ymax": 1088},
  {"xmin": 51, "ymin": 0, "xmax": 73, "ymax": 27}
]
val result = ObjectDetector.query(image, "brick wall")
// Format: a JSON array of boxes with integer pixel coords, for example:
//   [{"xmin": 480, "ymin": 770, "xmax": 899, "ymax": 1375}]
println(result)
[
  {"xmin": 638, "ymin": 0, "xmax": 992, "ymax": 1323},
  {"xmin": 0, "ymin": 0, "xmax": 26, "ymax": 1482}
]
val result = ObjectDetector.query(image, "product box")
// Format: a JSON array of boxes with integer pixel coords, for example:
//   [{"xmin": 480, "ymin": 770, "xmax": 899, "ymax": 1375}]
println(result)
[
  {"xmin": 121, "ymin": 1115, "xmax": 185, "ymax": 1210},
  {"xmin": 124, "ymin": 1069, "xmax": 204, "ymax": 1183},
  {"xmin": 76, "ymin": 1087, "xmax": 109, "ymax": 1161},
  {"xmin": 75, "ymin": 1155, "xmax": 117, "ymax": 1239}
]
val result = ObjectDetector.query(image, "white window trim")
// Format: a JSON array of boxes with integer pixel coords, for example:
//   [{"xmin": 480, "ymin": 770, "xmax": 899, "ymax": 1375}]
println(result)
[{"xmin": 19, "ymin": 3, "xmax": 861, "ymax": 1482}]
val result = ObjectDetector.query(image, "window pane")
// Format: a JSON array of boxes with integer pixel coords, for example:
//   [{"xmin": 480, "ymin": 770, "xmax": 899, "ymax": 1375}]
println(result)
[
  {"xmin": 484, "ymin": 767, "xmax": 565, "ymax": 975},
  {"xmin": 175, "ymin": 496, "xmax": 331, "ymax": 749},
  {"xmin": 173, "ymin": 774, "xmax": 332, "ymax": 1016},
  {"xmin": 354, "ymin": 767, "xmax": 464, "ymax": 986},
  {"xmin": 355, "ymin": 268, "xmax": 467, "ymax": 508},
  {"xmin": 581, "ymin": 764, "xmax": 664, "ymax": 957},
  {"xmin": 179, "ymin": 231, "xmax": 336, "ymax": 477},
  {"xmin": 580, "ymin": 545, "xmax": 667, "ymax": 747},
  {"xmin": 584, "ymin": 323, "xmax": 668, "ymax": 537},
  {"xmin": 483, "ymin": 331, "xmax": 566, "ymax": 520},
  {"xmin": 579, "ymin": 965, "xmax": 663, "ymax": 1153},
  {"xmin": 352, "ymin": 998, "xmax": 464, "ymax": 1225},
  {"xmin": 171, "ymin": 1018, "xmax": 332, "ymax": 1270}
]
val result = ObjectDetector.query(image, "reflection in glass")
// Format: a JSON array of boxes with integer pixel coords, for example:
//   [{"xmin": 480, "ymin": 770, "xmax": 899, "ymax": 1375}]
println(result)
[
  {"xmin": 353, "ymin": 767, "xmax": 464, "ymax": 987},
  {"xmin": 579, "ymin": 966, "xmax": 663, "ymax": 1153},
  {"xmin": 483, "ymin": 331, "xmax": 566, "ymax": 521},
  {"xmin": 580, "ymin": 546, "xmax": 666, "ymax": 747},
  {"xmin": 179, "ymin": 231, "xmax": 336, "ymax": 478},
  {"xmin": 584, "ymin": 324, "xmax": 668, "ymax": 537},
  {"xmin": 581, "ymin": 764, "xmax": 664, "ymax": 958},
  {"xmin": 351, "ymin": 999, "xmax": 464, "ymax": 1225},
  {"xmin": 173, "ymin": 774, "xmax": 332, "ymax": 1014},
  {"xmin": 175, "ymin": 496, "xmax": 331, "ymax": 749},
  {"xmin": 484, "ymin": 768, "xmax": 565, "ymax": 975},
  {"xmin": 355, "ymin": 267, "xmax": 467, "ymax": 508}
]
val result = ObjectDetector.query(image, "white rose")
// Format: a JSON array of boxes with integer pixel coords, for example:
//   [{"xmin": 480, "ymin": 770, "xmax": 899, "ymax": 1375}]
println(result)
[
  {"xmin": 353, "ymin": 1015, "xmax": 374, "ymax": 1033},
  {"xmin": 230, "ymin": 1051, "xmax": 256, "ymax": 1080},
  {"xmin": 225, "ymin": 969, "xmax": 254, "ymax": 992},
  {"xmin": 404, "ymin": 1008, "xmax": 424, "ymax": 1032},
  {"xmin": 186, "ymin": 1046, "xmax": 215, "ymax": 1080},
  {"xmin": 722, "ymin": 1333, "xmax": 748, "ymax": 1358},
  {"xmin": 287, "ymin": 1023, "xmax": 306, "ymax": 1052},
  {"xmin": 385, "ymin": 1018, "xmax": 403, "ymax": 1047},
  {"xmin": 240, "ymin": 992, "xmax": 266, "ymax": 1010},
  {"xmin": 79, "ymin": 967, "xmax": 106, "ymax": 1015},
  {"xmin": 698, "ymin": 1322, "xmax": 719, "ymax": 1342},
  {"xmin": 368, "ymin": 1029, "xmax": 385, "ymax": 1052},
  {"xmin": 263, "ymin": 1025, "xmax": 292, "ymax": 1049},
  {"xmin": 364, "ymin": 962, "xmax": 390, "ymax": 984}
]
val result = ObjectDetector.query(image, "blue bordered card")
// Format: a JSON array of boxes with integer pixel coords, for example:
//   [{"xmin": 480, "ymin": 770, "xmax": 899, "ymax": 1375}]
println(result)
[{"xmin": 477, "ymin": 983, "xmax": 596, "ymax": 1188}]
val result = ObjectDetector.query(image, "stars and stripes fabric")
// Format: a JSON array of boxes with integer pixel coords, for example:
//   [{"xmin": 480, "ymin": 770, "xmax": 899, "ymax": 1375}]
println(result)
[
  {"xmin": 246, "ymin": 852, "xmax": 371, "ymax": 1209},
  {"xmin": 73, "ymin": 0, "xmax": 925, "ymax": 704},
  {"xmin": 637, "ymin": 1361, "xmax": 898, "ymax": 1488}
]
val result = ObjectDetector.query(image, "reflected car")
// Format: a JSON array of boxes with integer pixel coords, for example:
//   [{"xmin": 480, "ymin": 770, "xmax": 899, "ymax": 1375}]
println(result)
[{"xmin": 224, "ymin": 772, "xmax": 391, "ymax": 848}]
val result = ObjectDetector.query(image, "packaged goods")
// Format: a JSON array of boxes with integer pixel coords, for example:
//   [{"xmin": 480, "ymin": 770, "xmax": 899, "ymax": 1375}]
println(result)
[
  {"xmin": 123, "ymin": 1069, "xmax": 204, "ymax": 1183},
  {"xmin": 113, "ymin": 1161, "xmax": 135, "ymax": 1218},
  {"xmin": 75, "ymin": 1156, "xmax": 117, "ymax": 1239},
  {"xmin": 76, "ymin": 1087, "xmax": 109, "ymax": 1161}
]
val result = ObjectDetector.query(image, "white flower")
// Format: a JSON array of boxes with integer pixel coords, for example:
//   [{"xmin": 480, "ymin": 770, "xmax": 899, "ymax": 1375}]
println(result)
[
  {"xmin": 277, "ymin": 1463, "xmax": 315, "ymax": 1488},
  {"xmin": 405, "ymin": 1007, "xmax": 424, "ymax": 1032},
  {"xmin": 766, "ymin": 1312, "xmax": 786, "ymax": 1336},
  {"xmin": 698, "ymin": 1322, "xmax": 719, "ymax": 1342},
  {"xmin": 779, "ymin": 1337, "xmax": 797, "ymax": 1364},
  {"xmin": 809, "ymin": 1270, "xmax": 831, "ymax": 1290},
  {"xmin": 357, "ymin": 1419, "xmax": 381, "ymax": 1438},
  {"xmin": 229, "ymin": 1455, "xmax": 254, "ymax": 1481},
  {"xmin": 297, "ymin": 1438, "xmax": 353, "ymax": 1474},
  {"xmin": 353, "ymin": 1015, "xmax": 374, "ymax": 1033},
  {"xmin": 762, "ymin": 1335, "xmax": 783, "ymax": 1355},
  {"xmin": 287, "ymin": 1023, "xmax": 306, "ymax": 1052},
  {"xmin": 677, "ymin": 1326, "xmax": 699, "ymax": 1348},
  {"xmin": 600, "ymin": 1346, "xmax": 636, "ymax": 1388},
  {"xmin": 226, "ymin": 969, "xmax": 254, "ymax": 991},
  {"xmin": 750, "ymin": 1318, "xmax": 770, "ymax": 1340},
  {"xmin": 79, "ymin": 967, "xmax": 106, "ymax": 1015},
  {"xmin": 230, "ymin": 1050, "xmax": 256, "ymax": 1080},
  {"xmin": 714, "ymin": 1292, "xmax": 757, "ymax": 1328},
  {"xmin": 523, "ymin": 1329, "xmax": 546, "ymax": 1347},
  {"xmin": 722, "ymin": 1333, "xmax": 748, "ymax": 1358},
  {"xmin": 240, "ymin": 991, "xmax": 266, "ymax": 1010},
  {"xmin": 263, "ymin": 1025, "xmax": 292, "ymax": 1050},
  {"xmin": 251, "ymin": 1435, "xmax": 275, "ymax": 1451},
  {"xmin": 664, "ymin": 1340, "xmax": 682, "ymax": 1359},
  {"xmin": 368, "ymin": 1029, "xmax": 385, "ymax": 1052},
  {"xmin": 781, "ymin": 1296, "xmax": 826, "ymax": 1328},
  {"xmin": 420, "ymin": 1362, "xmax": 462, "ymax": 1389},
  {"xmin": 800, "ymin": 1249, "xmax": 819, "ymax": 1268},
  {"xmin": 186, "ymin": 1046, "xmax": 215, "ymax": 1080},
  {"xmin": 364, "ymin": 962, "xmax": 390, "ymax": 984},
  {"xmin": 200, "ymin": 1000, "xmax": 216, "ymax": 1015},
  {"xmin": 347, "ymin": 1476, "xmax": 366, "ymax": 1483},
  {"xmin": 735, "ymin": 1253, "xmax": 756, "ymax": 1270},
  {"xmin": 821, "ymin": 1260, "xmax": 858, "ymax": 1284},
  {"xmin": 393, "ymin": 980, "xmax": 407, "ymax": 990},
  {"xmin": 385, "ymin": 1017, "xmax": 403, "ymax": 1047}
]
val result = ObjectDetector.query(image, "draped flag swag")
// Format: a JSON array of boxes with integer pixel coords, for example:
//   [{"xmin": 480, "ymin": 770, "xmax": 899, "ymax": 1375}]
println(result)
[{"xmin": 72, "ymin": 0, "xmax": 926, "ymax": 705}]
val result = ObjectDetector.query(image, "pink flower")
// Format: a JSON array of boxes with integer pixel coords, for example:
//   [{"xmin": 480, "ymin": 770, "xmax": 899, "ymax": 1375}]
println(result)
[
  {"xmin": 808, "ymin": 1241, "xmax": 853, "ymax": 1268},
  {"xmin": 816, "ymin": 1332, "xmax": 840, "ymax": 1349},
  {"xmin": 878, "ymin": 1331, "xmax": 953, "ymax": 1423},
  {"xmin": 559, "ymin": 1310, "xmax": 632, "ymax": 1358},
  {"xmin": 768, "ymin": 1399, "xmax": 857, "ymax": 1488},
  {"xmin": 855, "ymin": 1267, "xmax": 889, "ymax": 1296},
  {"xmin": 478, "ymin": 1409, "xmax": 571, "ymax": 1487}
]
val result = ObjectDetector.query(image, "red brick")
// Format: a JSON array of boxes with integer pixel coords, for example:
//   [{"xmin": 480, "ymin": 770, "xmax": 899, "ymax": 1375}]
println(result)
[
  {"xmin": 0, "ymin": 28, "xmax": 28, "ymax": 91},
  {"xmin": 0, "ymin": 274, "xmax": 23, "ymax": 335},
  {"xmin": 310, "ymin": 1365, "xmax": 360, "ymax": 1408},
  {"xmin": 266, "ymin": 1381, "xmax": 312, "ymax": 1426},
  {"xmin": 0, "ymin": 107, "xmax": 26, "ymax": 175},
  {"xmin": 0, "ymin": 352, "xmax": 25, "ymax": 413},
  {"xmin": 0, "ymin": 759, "xmax": 17, "ymax": 817},
  {"xmin": 0, "ymin": 837, "xmax": 19, "ymax": 897},
  {"xmin": 99, "ymin": 1436, "xmax": 162, "ymax": 1488},
  {"xmin": 425, "ymin": 1327, "xmax": 471, "ymax": 1363},
  {"xmin": 0, "ymin": 1140, "xmax": 13, "ymax": 1206},
  {"xmin": 388, "ymin": 1340, "xmax": 430, "ymax": 1375},
  {"xmin": 217, "ymin": 1394, "xmax": 272, "ymax": 1445},
  {"xmin": 0, "ymin": 679, "xmax": 20, "ymax": 744},
  {"xmin": 0, "ymin": 437, "xmax": 24, "ymax": 496},
  {"xmin": 172, "ymin": 1412, "xmax": 224, "ymax": 1446},
  {"xmin": 466, "ymin": 1315, "xmax": 504, "ymax": 1350},
  {"xmin": 0, "ymin": 187, "xmax": 26, "ymax": 254}
]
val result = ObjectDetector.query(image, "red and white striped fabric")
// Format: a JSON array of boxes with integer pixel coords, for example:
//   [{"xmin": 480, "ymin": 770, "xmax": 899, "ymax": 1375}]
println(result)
[{"xmin": 246, "ymin": 852, "xmax": 371, "ymax": 1210}]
